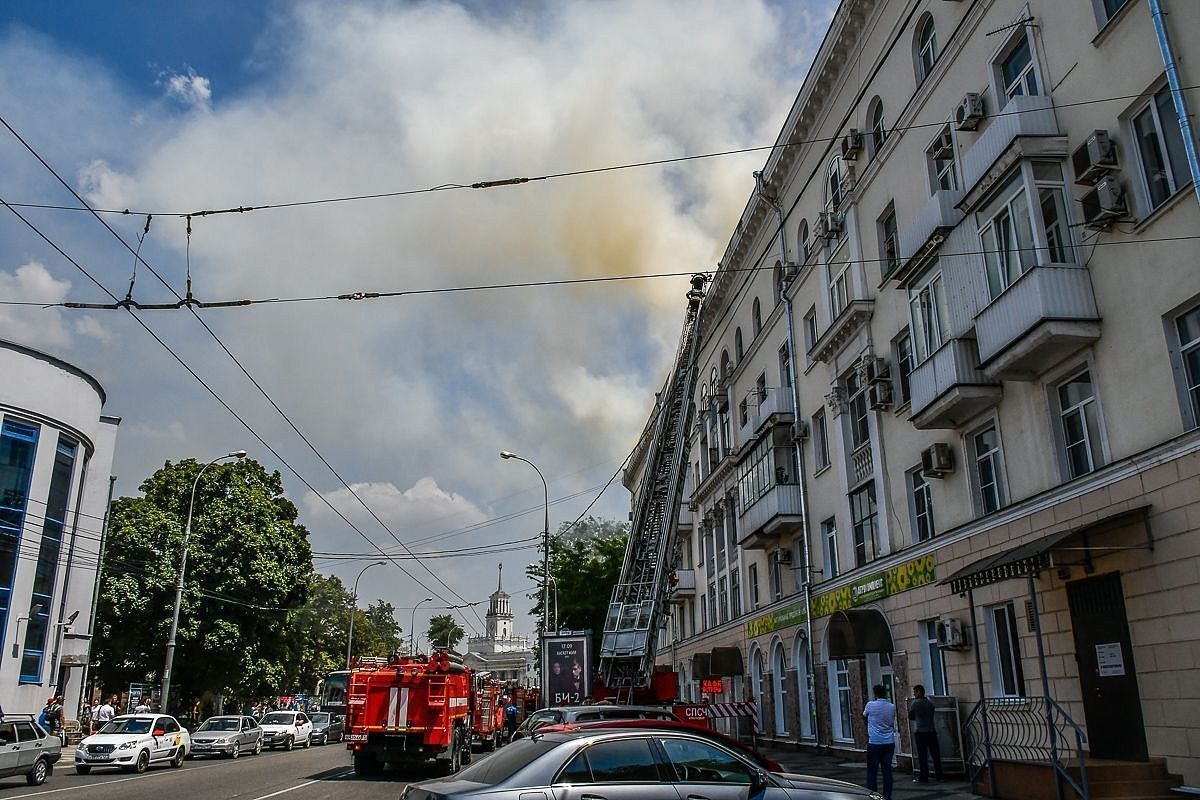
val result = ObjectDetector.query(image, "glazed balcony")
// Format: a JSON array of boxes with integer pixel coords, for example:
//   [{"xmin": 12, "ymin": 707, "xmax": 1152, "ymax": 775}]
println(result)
[
  {"xmin": 892, "ymin": 188, "xmax": 966, "ymax": 284},
  {"xmin": 737, "ymin": 483, "xmax": 804, "ymax": 551},
  {"xmin": 961, "ymin": 94, "xmax": 1060, "ymax": 195},
  {"xmin": 909, "ymin": 338, "xmax": 1002, "ymax": 429}
]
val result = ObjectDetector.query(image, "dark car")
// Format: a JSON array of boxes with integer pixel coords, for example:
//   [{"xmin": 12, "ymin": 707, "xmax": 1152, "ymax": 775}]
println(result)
[
  {"xmin": 308, "ymin": 713, "xmax": 343, "ymax": 745},
  {"xmin": 509, "ymin": 704, "xmax": 679, "ymax": 741},
  {"xmin": 400, "ymin": 728, "xmax": 883, "ymax": 800}
]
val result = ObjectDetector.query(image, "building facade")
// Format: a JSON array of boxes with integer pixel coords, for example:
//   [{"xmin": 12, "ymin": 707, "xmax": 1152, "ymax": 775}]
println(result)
[
  {"xmin": 464, "ymin": 565, "xmax": 536, "ymax": 683},
  {"xmin": 0, "ymin": 340, "xmax": 119, "ymax": 717},
  {"xmin": 642, "ymin": 0, "xmax": 1200, "ymax": 787}
]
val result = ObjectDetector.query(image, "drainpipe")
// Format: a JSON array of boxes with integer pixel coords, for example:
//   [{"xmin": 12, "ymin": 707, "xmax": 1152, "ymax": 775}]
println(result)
[
  {"xmin": 1149, "ymin": 0, "xmax": 1200, "ymax": 205},
  {"xmin": 754, "ymin": 171, "xmax": 822, "ymax": 747}
]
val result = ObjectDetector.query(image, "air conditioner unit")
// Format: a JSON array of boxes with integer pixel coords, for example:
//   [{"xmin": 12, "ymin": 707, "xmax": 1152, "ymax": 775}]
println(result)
[
  {"xmin": 868, "ymin": 381, "xmax": 894, "ymax": 411},
  {"xmin": 841, "ymin": 129, "xmax": 864, "ymax": 160},
  {"xmin": 1072, "ymin": 130, "xmax": 1119, "ymax": 186},
  {"xmin": 929, "ymin": 129, "xmax": 955, "ymax": 161},
  {"xmin": 1081, "ymin": 176, "xmax": 1126, "ymax": 229},
  {"xmin": 780, "ymin": 260, "xmax": 800, "ymax": 279},
  {"xmin": 935, "ymin": 618, "xmax": 969, "ymax": 649},
  {"xmin": 792, "ymin": 420, "xmax": 809, "ymax": 442},
  {"xmin": 954, "ymin": 93, "xmax": 985, "ymax": 131},
  {"xmin": 865, "ymin": 356, "xmax": 890, "ymax": 384},
  {"xmin": 921, "ymin": 443, "xmax": 954, "ymax": 478},
  {"xmin": 772, "ymin": 549, "xmax": 793, "ymax": 565},
  {"xmin": 816, "ymin": 211, "xmax": 844, "ymax": 240}
]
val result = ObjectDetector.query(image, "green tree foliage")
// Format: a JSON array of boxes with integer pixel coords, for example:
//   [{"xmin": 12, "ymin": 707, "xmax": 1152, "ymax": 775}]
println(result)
[
  {"xmin": 525, "ymin": 516, "xmax": 629, "ymax": 654},
  {"xmin": 427, "ymin": 614, "xmax": 465, "ymax": 650},
  {"xmin": 94, "ymin": 458, "xmax": 314, "ymax": 704}
]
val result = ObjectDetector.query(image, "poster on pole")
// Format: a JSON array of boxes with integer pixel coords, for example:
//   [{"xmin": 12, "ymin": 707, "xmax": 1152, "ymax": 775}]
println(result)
[{"xmin": 543, "ymin": 633, "xmax": 592, "ymax": 706}]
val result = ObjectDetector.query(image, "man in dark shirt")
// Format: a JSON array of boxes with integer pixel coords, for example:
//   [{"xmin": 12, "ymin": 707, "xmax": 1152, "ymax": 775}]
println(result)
[{"xmin": 909, "ymin": 685, "xmax": 943, "ymax": 783}]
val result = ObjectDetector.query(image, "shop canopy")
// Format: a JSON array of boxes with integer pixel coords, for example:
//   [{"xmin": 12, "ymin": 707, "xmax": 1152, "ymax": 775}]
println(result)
[
  {"xmin": 827, "ymin": 608, "xmax": 894, "ymax": 659},
  {"xmin": 690, "ymin": 647, "xmax": 745, "ymax": 677}
]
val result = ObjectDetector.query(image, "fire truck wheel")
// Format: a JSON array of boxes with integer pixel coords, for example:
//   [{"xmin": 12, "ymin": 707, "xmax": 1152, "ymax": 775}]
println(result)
[
  {"xmin": 460, "ymin": 733, "xmax": 472, "ymax": 766},
  {"xmin": 480, "ymin": 734, "xmax": 495, "ymax": 752},
  {"xmin": 352, "ymin": 749, "xmax": 382, "ymax": 777}
]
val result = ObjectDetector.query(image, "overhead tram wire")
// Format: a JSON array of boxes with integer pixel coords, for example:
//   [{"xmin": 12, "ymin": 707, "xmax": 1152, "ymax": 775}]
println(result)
[
  {"xmin": 4, "ymin": 83, "xmax": 1198, "ymax": 221},
  {"xmin": 1, "ymin": 118, "xmax": 485, "ymax": 633}
]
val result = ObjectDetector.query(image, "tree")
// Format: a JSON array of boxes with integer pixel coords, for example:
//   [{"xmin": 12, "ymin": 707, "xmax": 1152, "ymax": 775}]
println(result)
[
  {"xmin": 427, "ymin": 614, "xmax": 465, "ymax": 650},
  {"xmin": 93, "ymin": 458, "xmax": 314, "ymax": 706},
  {"xmin": 525, "ymin": 516, "xmax": 629, "ymax": 655}
]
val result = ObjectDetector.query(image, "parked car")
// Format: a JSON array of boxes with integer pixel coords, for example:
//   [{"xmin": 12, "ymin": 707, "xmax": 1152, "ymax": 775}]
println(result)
[
  {"xmin": 259, "ymin": 711, "xmax": 313, "ymax": 750},
  {"xmin": 189, "ymin": 716, "xmax": 263, "ymax": 759},
  {"xmin": 75, "ymin": 715, "xmax": 189, "ymax": 774},
  {"xmin": 400, "ymin": 728, "xmax": 883, "ymax": 800},
  {"xmin": 0, "ymin": 716, "xmax": 60, "ymax": 785},
  {"xmin": 308, "ymin": 713, "xmax": 342, "ymax": 745},
  {"xmin": 509, "ymin": 705, "xmax": 679, "ymax": 741}
]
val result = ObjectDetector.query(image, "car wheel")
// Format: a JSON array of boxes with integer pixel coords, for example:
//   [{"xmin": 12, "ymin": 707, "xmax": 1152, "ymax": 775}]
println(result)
[
  {"xmin": 230, "ymin": 744, "xmax": 240, "ymax": 759},
  {"xmin": 254, "ymin": 739, "xmax": 263, "ymax": 755},
  {"xmin": 171, "ymin": 748, "xmax": 185, "ymax": 768},
  {"xmin": 134, "ymin": 749, "xmax": 150, "ymax": 774},
  {"xmin": 26, "ymin": 758, "xmax": 49, "ymax": 786},
  {"xmin": 284, "ymin": 736, "xmax": 294, "ymax": 752},
  {"xmin": 302, "ymin": 734, "xmax": 311, "ymax": 748},
  {"xmin": 75, "ymin": 766, "xmax": 91, "ymax": 775}
]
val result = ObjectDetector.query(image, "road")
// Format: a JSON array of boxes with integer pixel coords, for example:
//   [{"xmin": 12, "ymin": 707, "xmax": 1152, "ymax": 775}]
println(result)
[{"xmin": 0, "ymin": 742, "xmax": 428, "ymax": 800}]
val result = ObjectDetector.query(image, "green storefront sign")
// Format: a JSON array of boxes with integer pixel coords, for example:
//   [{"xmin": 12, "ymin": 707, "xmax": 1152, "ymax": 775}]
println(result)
[{"xmin": 746, "ymin": 553, "xmax": 936, "ymax": 638}]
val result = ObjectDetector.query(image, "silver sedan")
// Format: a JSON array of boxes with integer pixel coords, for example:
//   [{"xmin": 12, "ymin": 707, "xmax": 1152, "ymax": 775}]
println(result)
[{"xmin": 188, "ymin": 716, "xmax": 263, "ymax": 759}]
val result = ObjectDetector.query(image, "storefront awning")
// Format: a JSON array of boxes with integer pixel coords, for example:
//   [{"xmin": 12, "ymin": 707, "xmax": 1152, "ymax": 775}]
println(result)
[
  {"xmin": 827, "ymin": 608, "xmax": 893, "ymax": 659},
  {"xmin": 690, "ymin": 647, "xmax": 744, "ymax": 678},
  {"xmin": 941, "ymin": 505, "xmax": 1152, "ymax": 595}
]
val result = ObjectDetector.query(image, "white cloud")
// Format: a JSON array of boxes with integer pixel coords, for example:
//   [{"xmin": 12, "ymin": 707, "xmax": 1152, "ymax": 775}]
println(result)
[
  {"xmin": 0, "ymin": 261, "xmax": 74, "ymax": 349},
  {"xmin": 159, "ymin": 66, "xmax": 212, "ymax": 111}
]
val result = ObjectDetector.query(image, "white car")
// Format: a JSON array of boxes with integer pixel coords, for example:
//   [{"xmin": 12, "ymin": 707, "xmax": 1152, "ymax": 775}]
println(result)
[
  {"xmin": 75, "ymin": 715, "xmax": 190, "ymax": 774},
  {"xmin": 259, "ymin": 711, "xmax": 313, "ymax": 751}
]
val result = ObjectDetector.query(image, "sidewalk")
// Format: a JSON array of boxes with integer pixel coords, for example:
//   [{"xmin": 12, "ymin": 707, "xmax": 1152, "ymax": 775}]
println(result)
[{"xmin": 757, "ymin": 743, "xmax": 980, "ymax": 800}]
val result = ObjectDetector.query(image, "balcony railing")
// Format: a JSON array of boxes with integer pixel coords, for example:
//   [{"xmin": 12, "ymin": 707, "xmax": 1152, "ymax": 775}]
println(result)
[
  {"xmin": 737, "ymin": 388, "xmax": 794, "ymax": 445},
  {"xmin": 892, "ymin": 188, "xmax": 966, "ymax": 283},
  {"xmin": 848, "ymin": 443, "xmax": 873, "ymax": 485},
  {"xmin": 961, "ymin": 95, "xmax": 1059, "ymax": 194},
  {"xmin": 908, "ymin": 338, "xmax": 1002, "ymax": 429},
  {"xmin": 669, "ymin": 569, "xmax": 697, "ymax": 600},
  {"xmin": 737, "ymin": 483, "xmax": 803, "ymax": 550},
  {"xmin": 975, "ymin": 264, "xmax": 1100, "ymax": 379}
]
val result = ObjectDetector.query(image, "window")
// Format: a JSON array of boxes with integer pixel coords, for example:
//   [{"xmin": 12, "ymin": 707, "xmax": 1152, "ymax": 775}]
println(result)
[
  {"xmin": 730, "ymin": 568, "xmax": 741, "ymax": 618},
  {"xmin": 1175, "ymin": 304, "xmax": 1200, "ymax": 428},
  {"xmin": 822, "ymin": 518, "xmax": 839, "ymax": 580},
  {"xmin": 909, "ymin": 269, "xmax": 948, "ymax": 363},
  {"xmin": 803, "ymin": 306, "xmax": 818, "ymax": 353},
  {"xmin": 914, "ymin": 14, "xmax": 938, "ymax": 82},
  {"xmin": 927, "ymin": 125, "xmax": 958, "ymax": 192},
  {"xmin": 735, "ymin": 327, "xmax": 744, "ymax": 360},
  {"xmin": 812, "ymin": 410, "xmax": 830, "ymax": 471},
  {"xmin": 720, "ymin": 350, "xmax": 732, "ymax": 381},
  {"xmin": 867, "ymin": 97, "xmax": 887, "ymax": 155},
  {"xmin": 769, "ymin": 553, "xmax": 783, "ymax": 602},
  {"xmin": 739, "ymin": 399, "xmax": 748, "ymax": 428},
  {"xmin": 584, "ymin": 738, "xmax": 663, "ymax": 782},
  {"xmin": 999, "ymin": 35, "xmax": 1039, "ymax": 101},
  {"xmin": 845, "ymin": 370, "xmax": 870, "ymax": 452},
  {"xmin": 749, "ymin": 563, "xmax": 760, "ymax": 609},
  {"xmin": 879, "ymin": 203, "xmax": 899, "ymax": 278},
  {"xmin": 1056, "ymin": 368, "xmax": 1104, "ymax": 478},
  {"xmin": 718, "ymin": 577, "xmax": 728, "ymax": 624},
  {"xmin": 988, "ymin": 603, "xmax": 1026, "ymax": 697},
  {"xmin": 752, "ymin": 298, "xmax": 762, "ymax": 336},
  {"xmin": 894, "ymin": 331, "xmax": 914, "ymax": 405},
  {"xmin": 921, "ymin": 620, "xmax": 948, "ymax": 695},
  {"xmin": 707, "ymin": 587, "xmax": 716, "ymax": 630},
  {"xmin": 830, "ymin": 659, "xmax": 853, "ymax": 740},
  {"xmin": 971, "ymin": 423, "xmax": 1008, "ymax": 514},
  {"xmin": 908, "ymin": 467, "xmax": 935, "ymax": 542},
  {"xmin": 825, "ymin": 156, "xmax": 844, "ymax": 212},
  {"xmin": 850, "ymin": 482, "xmax": 879, "ymax": 567},
  {"xmin": 798, "ymin": 219, "xmax": 811, "ymax": 263},
  {"xmin": 828, "ymin": 246, "xmax": 850, "ymax": 320},
  {"xmin": 736, "ymin": 435, "xmax": 783, "ymax": 513},
  {"xmin": 1093, "ymin": 0, "xmax": 1132, "ymax": 25},
  {"xmin": 779, "ymin": 345, "xmax": 792, "ymax": 390},
  {"xmin": 0, "ymin": 419, "xmax": 39, "ymax": 645},
  {"xmin": 661, "ymin": 737, "xmax": 753, "ymax": 784},
  {"xmin": 1131, "ymin": 87, "xmax": 1190, "ymax": 210}
]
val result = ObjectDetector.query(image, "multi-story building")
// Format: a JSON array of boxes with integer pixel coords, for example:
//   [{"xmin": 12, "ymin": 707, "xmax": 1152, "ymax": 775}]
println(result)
[
  {"xmin": 0, "ymin": 339, "xmax": 119, "ymax": 716},
  {"xmin": 464, "ymin": 565, "xmax": 536, "ymax": 683},
  {"xmin": 638, "ymin": 0, "xmax": 1200, "ymax": 790}
]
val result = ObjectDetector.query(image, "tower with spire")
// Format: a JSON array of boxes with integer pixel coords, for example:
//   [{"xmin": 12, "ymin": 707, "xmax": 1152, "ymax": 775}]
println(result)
[
  {"xmin": 465, "ymin": 562, "xmax": 535, "ymax": 682},
  {"xmin": 485, "ymin": 563, "xmax": 513, "ymax": 640}
]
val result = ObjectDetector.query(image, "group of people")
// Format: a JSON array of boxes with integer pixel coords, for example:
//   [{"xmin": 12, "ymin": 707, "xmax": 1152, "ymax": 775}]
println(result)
[
  {"xmin": 36, "ymin": 696, "xmax": 66, "ymax": 743},
  {"xmin": 861, "ymin": 684, "xmax": 945, "ymax": 800}
]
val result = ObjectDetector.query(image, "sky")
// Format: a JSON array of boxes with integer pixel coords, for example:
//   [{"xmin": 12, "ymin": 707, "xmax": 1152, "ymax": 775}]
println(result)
[{"xmin": 0, "ymin": 0, "xmax": 836, "ymax": 642}]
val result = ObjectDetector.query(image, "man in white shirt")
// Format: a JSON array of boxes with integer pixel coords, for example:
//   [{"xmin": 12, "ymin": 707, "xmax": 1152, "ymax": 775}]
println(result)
[
  {"xmin": 863, "ymin": 684, "xmax": 896, "ymax": 800},
  {"xmin": 94, "ymin": 696, "xmax": 117, "ymax": 728}
]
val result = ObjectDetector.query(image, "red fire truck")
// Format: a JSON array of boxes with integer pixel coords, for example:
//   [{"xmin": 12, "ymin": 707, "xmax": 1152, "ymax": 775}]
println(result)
[
  {"xmin": 470, "ymin": 676, "xmax": 505, "ymax": 752},
  {"xmin": 344, "ymin": 649, "xmax": 474, "ymax": 776}
]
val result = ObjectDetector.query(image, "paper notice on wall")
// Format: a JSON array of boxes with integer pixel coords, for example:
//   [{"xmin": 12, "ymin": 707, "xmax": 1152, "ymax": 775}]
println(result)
[{"xmin": 1096, "ymin": 643, "xmax": 1125, "ymax": 677}]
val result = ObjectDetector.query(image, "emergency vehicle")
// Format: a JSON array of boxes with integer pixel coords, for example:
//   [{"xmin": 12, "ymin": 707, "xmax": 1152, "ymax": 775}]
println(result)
[
  {"xmin": 344, "ymin": 649, "xmax": 474, "ymax": 776},
  {"xmin": 469, "ymin": 675, "xmax": 505, "ymax": 752}
]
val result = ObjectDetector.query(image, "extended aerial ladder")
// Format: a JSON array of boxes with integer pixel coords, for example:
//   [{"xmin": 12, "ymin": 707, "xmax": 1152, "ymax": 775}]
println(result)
[{"xmin": 599, "ymin": 273, "xmax": 707, "ymax": 693}]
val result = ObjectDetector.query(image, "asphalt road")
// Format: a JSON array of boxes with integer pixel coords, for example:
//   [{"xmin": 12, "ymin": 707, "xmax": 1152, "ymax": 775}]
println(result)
[{"xmin": 0, "ymin": 741, "xmax": 424, "ymax": 800}]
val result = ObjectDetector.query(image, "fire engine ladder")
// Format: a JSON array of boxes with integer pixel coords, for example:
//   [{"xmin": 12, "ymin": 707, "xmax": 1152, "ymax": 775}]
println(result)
[{"xmin": 599, "ymin": 274, "xmax": 706, "ymax": 693}]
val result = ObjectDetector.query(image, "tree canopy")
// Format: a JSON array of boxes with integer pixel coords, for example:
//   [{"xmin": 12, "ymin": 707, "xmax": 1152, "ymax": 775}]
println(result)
[{"xmin": 427, "ymin": 614, "xmax": 465, "ymax": 650}]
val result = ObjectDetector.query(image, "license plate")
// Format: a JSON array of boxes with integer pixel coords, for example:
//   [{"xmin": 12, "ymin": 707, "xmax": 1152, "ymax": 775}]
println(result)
[
  {"xmin": 86, "ymin": 756, "xmax": 113, "ymax": 762},
  {"xmin": 343, "ymin": 733, "xmax": 367, "ymax": 742}
]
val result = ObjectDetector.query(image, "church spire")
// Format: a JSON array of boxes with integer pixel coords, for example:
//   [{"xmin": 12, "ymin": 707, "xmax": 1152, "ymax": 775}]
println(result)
[{"xmin": 497, "ymin": 562, "xmax": 503, "ymax": 593}]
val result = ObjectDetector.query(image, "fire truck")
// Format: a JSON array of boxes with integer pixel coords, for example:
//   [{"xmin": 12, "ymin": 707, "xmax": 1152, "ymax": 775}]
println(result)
[
  {"xmin": 344, "ymin": 649, "xmax": 474, "ymax": 776},
  {"xmin": 469, "ymin": 675, "xmax": 505, "ymax": 752}
]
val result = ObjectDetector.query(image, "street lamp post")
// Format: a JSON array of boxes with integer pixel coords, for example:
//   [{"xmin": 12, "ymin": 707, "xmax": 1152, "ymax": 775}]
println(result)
[
  {"xmin": 410, "ymin": 598, "xmax": 433, "ymax": 656},
  {"xmin": 499, "ymin": 451, "xmax": 550, "ymax": 639},
  {"xmin": 161, "ymin": 451, "xmax": 247, "ymax": 711},
  {"xmin": 346, "ymin": 561, "xmax": 387, "ymax": 669}
]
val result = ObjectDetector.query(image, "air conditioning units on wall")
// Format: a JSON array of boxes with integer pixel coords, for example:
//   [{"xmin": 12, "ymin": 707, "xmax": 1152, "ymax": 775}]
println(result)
[
  {"xmin": 816, "ymin": 211, "xmax": 844, "ymax": 240},
  {"xmin": 921, "ymin": 443, "xmax": 954, "ymax": 478},
  {"xmin": 841, "ymin": 129, "xmax": 864, "ymax": 160},
  {"xmin": 792, "ymin": 420, "xmax": 809, "ymax": 443},
  {"xmin": 772, "ymin": 549, "xmax": 792, "ymax": 565},
  {"xmin": 868, "ymin": 381, "xmax": 894, "ymax": 411},
  {"xmin": 1072, "ymin": 130, "xmax": 1119, "ymax": 186},
  {"xmin": 936, "ymin": 618, "xmax": 970, "ymax": 649},
  {"xmin": 954, "ymin": 93, "xmax": 985, "ymax": 131},
  {"xmin": 1081, "ymin": 176, "xmax": 1126, "ymax": 230}
]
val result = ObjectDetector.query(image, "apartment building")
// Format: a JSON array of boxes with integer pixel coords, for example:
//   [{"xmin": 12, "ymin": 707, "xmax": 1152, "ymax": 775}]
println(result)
[{"xmin": 638, "ymin": 0, "xmax": 1200, "ymax": 790}]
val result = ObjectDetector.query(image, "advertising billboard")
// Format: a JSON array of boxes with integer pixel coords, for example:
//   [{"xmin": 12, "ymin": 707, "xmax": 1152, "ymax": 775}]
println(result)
[{"xmin": 543, "ymin": 633, "xmax": 591, "ymax": 706}]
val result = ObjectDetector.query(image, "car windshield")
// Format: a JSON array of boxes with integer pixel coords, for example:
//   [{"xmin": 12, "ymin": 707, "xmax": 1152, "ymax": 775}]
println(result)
[
  {"xmin": 454, "ymin": 738, "xmax": 559, "ymax": 785},
  {"xmin": 99, "ymin": 718, "xmax": 153, "ymax": 735},
  {"xmin": 261, "ymin": 713, "xmax": 295, "ymax": 725},
  {"xmin": 521, "ymin": 710, "xmax": 563, "ymax": 730},
  {"xmin": 198, "ymin": 718, "xmax": 240, "ymax": 732},
  {"xmin": 310, "ymin": 713, "xmax": 330, "ymax": 724}
]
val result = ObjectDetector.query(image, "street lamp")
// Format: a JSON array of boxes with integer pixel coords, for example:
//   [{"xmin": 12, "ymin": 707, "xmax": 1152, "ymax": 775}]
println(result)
[
  {"xmin": 499, "ymin": 451, "xmax": 550, "ymax": 639},
  {"xmin": 11, "ymin": 603, "xmax": 43, "ymax": 659},
  {"xmin": 161, "ymin": 450, "xmax": 247, "ymax": 711},
  {"xmin": 346, "ymin": 561, "xmax": 387, "ymax": 668},
  {"xmin": 410, "ymin": 598, "xmax": 434, "ymax": 656}
]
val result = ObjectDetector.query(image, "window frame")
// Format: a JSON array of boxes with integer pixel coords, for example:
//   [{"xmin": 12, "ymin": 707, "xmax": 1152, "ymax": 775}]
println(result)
[
  {"xmin": 987, "ymin": 602, "xmax": 1027, "ymax": 698},
  {"xmin": 752, "ymin": 298, "xmax": 762, "ymax": 337},
  {"xmin": 803, "ymin": 306, "xmax": 819, "ymax": 354},
  {"xmin": 994, "ymin": 30, "xmax": 1041, "ymax": 105},
  {"xmin": 1125, "ymin": 84, "xmax": 1191, "ymax": 214},
  {"xmin": 969, "ymin": 421, "xmax": 1009, "ymax": 516},
  {"xmin": 921, "ymin": 619, "xmax": 949, "ymax": 696},
  {"xmin": 914, "ymin": 13, "xmax": 938, "ymax": 83},
  {"xmin": 811, "ymin": 409, "xmax": 831, "ymax": 473},
  {"xmin": 907, "ymin": 466, "xmax": 935, "ymax": 543},
  {"xmin": 798, "ymin": 220, "xmax": 811, "ymax": 263},
  {"xmin": 909, "ymin": 267, "xmax": 949, "ymax": 365},
  {"xmin": 1052, "ymin": 365, "xmax": 1106, "ymax": 480},
  {"xmin": 1167, "ymin": 301, "xmax": 1200, "ymax": 430},
  {"xmin": 878, "ymin": 202, "xmax": 899, "ymax": 279},
  {"xmin": 926, "ymin": 123, "xmax": 958, "ymax": 194},
  {"xmin": 748, "ymin": 563, "xmax": 760, "ymax": 610},
  {"xmin": 830, "ymin": 658, "xmax": 854, "ymax": 741},
  {"xmin": 867, "ymin": 97, "xmax": 887, "ymax": 157},
  {"xmin": 893, "ymin": 330, "xmax": 914, "ymax": 407},
  {"xmin": 850, "ymin": 481, "xmax": 879, "ymax": 568},
  {"xmin": 822, "ymin": 517, "xmax": 839, "ymax": 580}
]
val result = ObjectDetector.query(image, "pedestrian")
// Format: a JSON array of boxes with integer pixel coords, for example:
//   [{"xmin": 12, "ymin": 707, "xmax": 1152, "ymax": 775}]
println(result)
[
  {"xmin": 134, "ymin": 699, "xmax": 150, "ymax": 714},
  {"xmin": 36, "ymin": 698, "xmax": 53, "ymax": 729},
  {"xmin": 909, "ymin": 685, "xmax": 943, "ymax": 784},
  {"xmin": 94, "ymin": 696, "xmax": 116, "ymax": 731},
  {"xmin": 863, "ymin": 684, "xmax": 896, "ymax": 800},
  {"xmin": 44, "ymin": 696, "xmax": 65, "ymax": 744},
  {"xmin": 504, "ymin": 701, "xmax": 519, "ymax": 742}
]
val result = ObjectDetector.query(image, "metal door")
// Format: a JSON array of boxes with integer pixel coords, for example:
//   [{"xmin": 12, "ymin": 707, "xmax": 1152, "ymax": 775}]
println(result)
[
  {"xmin": 1066, "ymin": 572, "xmax": 1147, "ymax": 760},
  {"xmin": 13, "ymin": 722, "xmax": 44, "ymax": 767}
]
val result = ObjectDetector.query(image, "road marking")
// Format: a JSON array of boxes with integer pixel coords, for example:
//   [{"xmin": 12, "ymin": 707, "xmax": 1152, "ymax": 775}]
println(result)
[
  {"xmin": 2, "ymin": 759, "xmax": 231, "ymax": 800},
  {"xmin": 245, "ymin": 768, "xmax": 355, "ymax": 800}
]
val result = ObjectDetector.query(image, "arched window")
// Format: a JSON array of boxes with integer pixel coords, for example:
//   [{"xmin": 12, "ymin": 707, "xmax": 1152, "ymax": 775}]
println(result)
[
  {"xmin": 720, "ymin": 350, "xmax": 731, "ymax": 380},
  {"xmin": 735, "ymin": 328, "xmax": 744, "ymax": 360},
  {"xmin": 751, "ymin": 648, "xmax": 766, "ymax": 730},
  {"xmin": 770, "ymin": 640, "xmax": 789, "ymax": 736},
  {"xmin": 825, "ymin": 156, "xmax": 843, "ymax": 213},
  {"xmin": 914, "ymin": 13, "xmax": 937, "ymax": 82},
  {"xmin": 793, "ymin": 636, "xmax": 816, "ymax": 738},
  {"xmin": 798, "ymin": 219, "xmax": 810, "ymax": 262},
  {"xmin": 867, "ymin": 96, "xmax": 887, "ymax": 156},
  {"xmin": 752, "ymin": 298, "xmax": 762, "ymax": 336}
]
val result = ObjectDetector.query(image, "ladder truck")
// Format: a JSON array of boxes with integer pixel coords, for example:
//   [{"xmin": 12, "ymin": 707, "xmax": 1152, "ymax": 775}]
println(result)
[{"xmin": 599, "ymin": 273, "xmax": 707, "ymax": 696}]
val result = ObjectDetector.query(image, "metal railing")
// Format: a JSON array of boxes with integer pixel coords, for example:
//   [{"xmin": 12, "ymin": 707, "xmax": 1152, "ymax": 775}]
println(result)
[{"xmin": 963, "ymin": 696, "xmax": 1091, "ymax": 800}]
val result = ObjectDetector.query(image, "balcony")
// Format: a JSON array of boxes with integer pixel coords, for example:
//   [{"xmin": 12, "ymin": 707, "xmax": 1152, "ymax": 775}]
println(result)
[
  {"xmin": 669, "ymin": 569, "xmax": 696, "ymax": 602},
  {"xmin": 909, "ymin": 338, "xmax": 1002, "ymax": 429},
  {"xmin": 892, "ymin": 188, "xmax": 965, "ymax": 284},
  {"xmin": 737, "ymin": 388, "xmax": 795, "ymax": 446},
  {"xmin": 810, "ymin": 299, "xmax": 874, "ymax": 364},
  {"xmin": 737, "ymin": 483, "xmax": 803, "ymax": 550},
  {"xmin": 975, "ymin": 264, "xmax": 1100, "ymax": 379},
  {"xmin": 960, "ymin": 95, "xmax": 1062, "ymax": 199}
]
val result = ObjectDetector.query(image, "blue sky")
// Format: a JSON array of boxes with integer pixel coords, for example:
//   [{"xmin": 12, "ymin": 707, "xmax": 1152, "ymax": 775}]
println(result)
[{"xmin": 0, "ymin": 0, "xmax": 835, "ymax": 635}]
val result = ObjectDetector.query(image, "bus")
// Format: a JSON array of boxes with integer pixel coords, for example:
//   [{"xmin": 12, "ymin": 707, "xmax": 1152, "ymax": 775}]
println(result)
[{"xmin": 317, "ymin": 670, "xmax": 350, "ymax": 719}]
